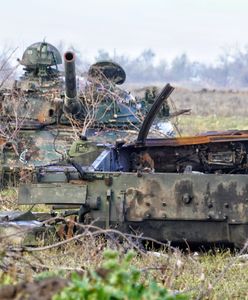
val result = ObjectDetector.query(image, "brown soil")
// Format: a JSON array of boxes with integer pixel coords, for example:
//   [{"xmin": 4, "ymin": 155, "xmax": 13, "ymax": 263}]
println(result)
[{"xmin": 0, "ymin": 277, "xmax": 68, "ymax": 300}]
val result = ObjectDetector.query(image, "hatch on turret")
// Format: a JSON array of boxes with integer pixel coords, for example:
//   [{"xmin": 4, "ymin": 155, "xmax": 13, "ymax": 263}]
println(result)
[
  {"xmin": 19, "ymin": 42, "xmax": 62, "ymax": 69},
  {"xmin": 88, "ymin": 61, "xmax": 126, "ymax": 85}
]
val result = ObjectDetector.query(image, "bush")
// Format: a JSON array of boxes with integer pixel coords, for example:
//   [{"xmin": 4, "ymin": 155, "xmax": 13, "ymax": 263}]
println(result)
[{"xmin": 53, "ymin": 250, "xmax": 187, "ymax": 300}]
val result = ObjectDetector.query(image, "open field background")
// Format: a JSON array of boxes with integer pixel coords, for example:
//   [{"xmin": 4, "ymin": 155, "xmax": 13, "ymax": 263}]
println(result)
[
  {"xmin": 132, "ymin": 86, "xmax": 248, "ymax": 136},
  {"xmin": 171, "ymin": 88, "xmax": 248, "ymax": 136},
  {"xmin": 1, "ymin": 88, "xmax": 248, "ymax": 299}
]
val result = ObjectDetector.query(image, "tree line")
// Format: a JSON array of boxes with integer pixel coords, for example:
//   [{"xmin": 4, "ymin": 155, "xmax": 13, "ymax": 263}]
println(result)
[
  {"xmin": 2, "ymin": 44, "xmax": 248, "ymax": 88},
  {"xmin": 91, "ymin": 46, "xmax": 248, "ymax": 88}
]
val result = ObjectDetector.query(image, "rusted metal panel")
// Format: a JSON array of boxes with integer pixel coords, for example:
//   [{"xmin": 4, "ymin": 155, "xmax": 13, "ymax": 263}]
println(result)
[
  {"xmin": 133, "ymin": 133, "xmax": 248, "ymax": 148},
  {"xmin": 126, "ymin": 220, "xmax": 231, "ymax": 244},
  {"xmin": 17, "ymin": 171, "xmax": 248, "ymax": 246},
  {"xmin": 110, "ymin": 173, "xmax": 248, "ymax": 223},
  {"xmin": 19, "ymin": 172, "xmax": 248, "ymax": 224}
]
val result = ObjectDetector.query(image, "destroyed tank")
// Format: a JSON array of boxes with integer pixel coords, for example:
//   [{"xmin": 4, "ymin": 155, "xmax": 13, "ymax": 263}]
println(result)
[
  {"xmin": 16, "ymin": 84, "xmax": 248, "ymax": 248},
  {"xmin": 0, "ymin": 43, "xmax": 66, "ymax": 182},
  {"xmin": 0, "ymin": 42, "xmax": 165, "ymax": 187}
]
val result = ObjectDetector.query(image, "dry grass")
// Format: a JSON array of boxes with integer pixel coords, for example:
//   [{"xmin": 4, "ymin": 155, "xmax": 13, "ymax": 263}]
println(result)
[
  {"xmin": 0, "ymin": 189, "xmax": 18, "ymax": 211},
  {"xmin": 170, "ymin": 87, "xmax": 248, "ymax": 117},
  {"xmin": 177, "ymin": 115, "xmax": 248, "ymax": 136},
  {"xmin": 0, "ymin": 235, "xmax": 247, "ymax": 299},
  {"xmin": 132, "ymin": 86, "xmax": 248, "ymax": 137},
  {"xmin": 132, "ymin": 86, "xmax": 248, "ymax": 118}
]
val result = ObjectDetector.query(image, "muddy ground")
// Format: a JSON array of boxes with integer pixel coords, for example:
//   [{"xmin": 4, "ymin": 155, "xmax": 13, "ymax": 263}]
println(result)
[{"xmin": 0, "ymin": 277, "xmax": 68, "ymax": 300}]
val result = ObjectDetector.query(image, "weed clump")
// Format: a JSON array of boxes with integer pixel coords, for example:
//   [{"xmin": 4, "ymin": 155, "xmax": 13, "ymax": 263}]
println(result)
[{"xmin": 54, "ymin": 249, "xmax": 188, "ymax": 300}]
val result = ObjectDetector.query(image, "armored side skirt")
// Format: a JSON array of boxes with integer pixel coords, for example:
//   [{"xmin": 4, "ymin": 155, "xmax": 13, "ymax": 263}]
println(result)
[{"xmin": 18, "ymin": 172, "xmax": 248, "ymax": 247}]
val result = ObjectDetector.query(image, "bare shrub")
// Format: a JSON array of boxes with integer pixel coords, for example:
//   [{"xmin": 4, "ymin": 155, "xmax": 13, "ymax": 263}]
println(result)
[{"xmin": 0, "ymin": 47, "xmax": 18, "ymax": 89}]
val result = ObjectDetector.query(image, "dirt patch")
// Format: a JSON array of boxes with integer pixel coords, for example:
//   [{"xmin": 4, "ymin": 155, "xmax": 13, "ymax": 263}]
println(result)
[{"xmin": 0, "ymin": 277, "xmax": 68, "ymax": 300}]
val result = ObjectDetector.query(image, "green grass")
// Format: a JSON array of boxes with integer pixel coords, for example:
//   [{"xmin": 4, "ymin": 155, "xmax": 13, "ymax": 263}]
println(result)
[
  {"xmin": 54, "ymin": 250, "xmax": 187, "ymax": 300},
  {"xmin": 177, "ymin": 115, "xmax": 248, "ymax": 136}
]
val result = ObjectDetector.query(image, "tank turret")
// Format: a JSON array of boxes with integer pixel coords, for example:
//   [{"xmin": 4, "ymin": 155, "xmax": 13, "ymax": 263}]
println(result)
[
  {"xmin": 18, "ymin": 41, "xmax": 62, "ymax": 79},
  {"xmin": 0, "ymin": 41, "xmax": 74, "ymax": 182},
  {"xmin": 0, "ymin": 41, "xmax": 174, "ymax": 187},
  {"xmin": 1, "ymin": 42, "xmax": 63, "ymax": 126},
  {"xmin": 63, "ymin": 52, "xmax": 140, "ymax": 127}
]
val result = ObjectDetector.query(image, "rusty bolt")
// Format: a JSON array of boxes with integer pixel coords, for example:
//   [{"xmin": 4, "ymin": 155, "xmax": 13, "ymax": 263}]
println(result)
[
  {"xmin": 182, "ymin": 193, "xmax": 192, "ymax": 204},
  {"xmin": 104, "ymin": 176, "xmax": 113, "ymax": 186}
]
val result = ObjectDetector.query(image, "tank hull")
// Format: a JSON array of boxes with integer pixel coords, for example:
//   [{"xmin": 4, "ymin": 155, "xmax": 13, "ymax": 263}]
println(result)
[{"xmin": 19, "ymin": 171, "xmax": 248, "ymax": 247}]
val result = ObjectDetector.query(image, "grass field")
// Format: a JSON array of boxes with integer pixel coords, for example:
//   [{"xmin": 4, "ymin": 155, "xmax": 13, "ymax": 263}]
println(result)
[
  {"xmin": 177, "ymin": 115, "xmax": 248, "ymax": 136},
  {"xmin": 0, "ymin": 238, "xmax": 247, "ymax": 299},
  {"xmin": 173, "ymin": 88, "xmax": 248, "ymax": 136},
  {"xmin": 133, "ymin": 86, "xmax": 248, "ymax": 136}
]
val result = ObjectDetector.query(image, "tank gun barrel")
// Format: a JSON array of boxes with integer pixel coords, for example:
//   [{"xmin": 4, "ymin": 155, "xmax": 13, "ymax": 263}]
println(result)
[
  {"xmin": 137, "ymin": 83, "xmax": 174, "ymax": 143},
  {"xmin": 64, "ymin": 51, "xmax": 81, "ymax": 114}
]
